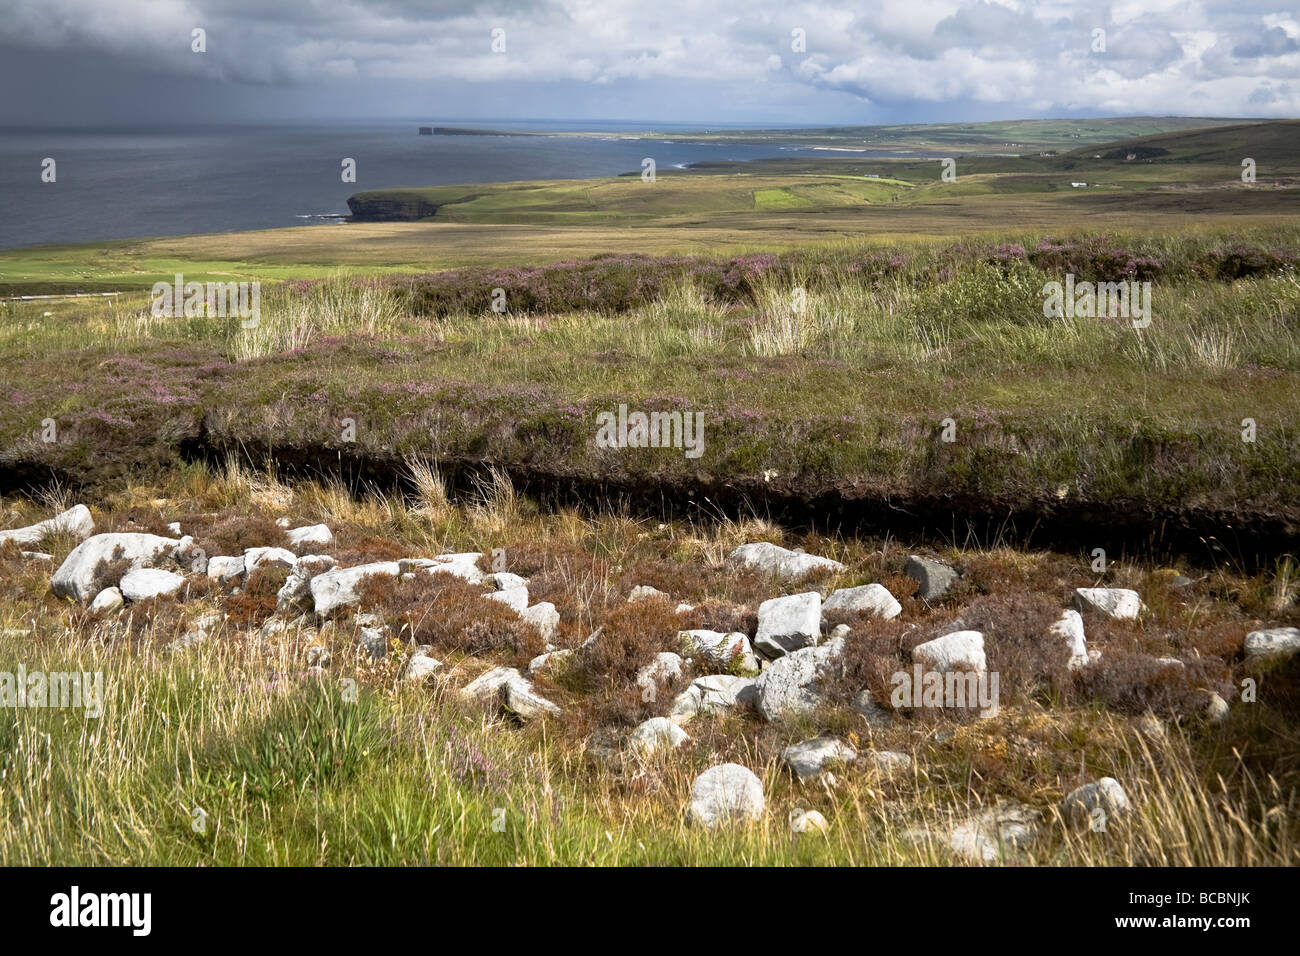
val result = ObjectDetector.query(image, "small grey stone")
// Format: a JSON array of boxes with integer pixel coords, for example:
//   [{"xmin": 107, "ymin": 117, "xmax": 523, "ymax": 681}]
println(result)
[{"xmin": 904, "ymin": 555, "xmax": 959, "ymax": 602}]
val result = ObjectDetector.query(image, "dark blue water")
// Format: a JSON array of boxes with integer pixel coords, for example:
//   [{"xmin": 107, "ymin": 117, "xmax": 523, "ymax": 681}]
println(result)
[{"xmin": 0, "ymin": 120, "xmax": 895, "ymax": 250}]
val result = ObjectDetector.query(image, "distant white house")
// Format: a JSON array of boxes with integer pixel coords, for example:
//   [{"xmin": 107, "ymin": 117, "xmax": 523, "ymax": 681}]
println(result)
[{"xmin": 1071, "ymin": 181, "xmax": 1088, "ymax": 187}]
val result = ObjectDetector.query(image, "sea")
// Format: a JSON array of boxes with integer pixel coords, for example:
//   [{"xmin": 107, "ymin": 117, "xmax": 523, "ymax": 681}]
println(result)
[{"xmin": 0, "ymin": 119, "xmax": 917, "ymax": 251}]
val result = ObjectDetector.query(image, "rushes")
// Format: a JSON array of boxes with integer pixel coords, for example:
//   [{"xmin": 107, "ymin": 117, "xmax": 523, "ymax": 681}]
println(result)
[{"xmin": 232, "ymin": 274, "xmax": 404, "ymax": 361}]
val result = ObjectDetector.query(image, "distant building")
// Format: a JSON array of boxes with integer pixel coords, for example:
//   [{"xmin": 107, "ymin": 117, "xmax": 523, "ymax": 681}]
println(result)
[{"xmin": 1071, "ymin": 182, "xmax": 1087, "ymax": 187}]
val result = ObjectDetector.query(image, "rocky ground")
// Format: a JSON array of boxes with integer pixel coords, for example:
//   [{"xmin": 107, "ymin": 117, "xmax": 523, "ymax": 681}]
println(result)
[{"xmin": 2, "ymin": 470, "xmax": 1298, "ymax": 864}]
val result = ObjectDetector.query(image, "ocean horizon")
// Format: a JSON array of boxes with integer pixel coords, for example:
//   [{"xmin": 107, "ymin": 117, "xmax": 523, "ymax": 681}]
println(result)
[{"xmin": 0, "ymin": 120, "xmax": 897, "ymax": 251}]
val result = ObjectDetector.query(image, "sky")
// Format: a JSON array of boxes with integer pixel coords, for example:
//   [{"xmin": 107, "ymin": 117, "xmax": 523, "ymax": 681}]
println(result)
[{"xmin": 1, "ymin": 0, "xmax": 1297, "ymax": 126}]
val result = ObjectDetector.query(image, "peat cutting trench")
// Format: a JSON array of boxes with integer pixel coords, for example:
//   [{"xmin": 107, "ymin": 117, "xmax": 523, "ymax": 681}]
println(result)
[
  {"xmin": 175, "ymin": 440, "xmax": 1299, "ymax": 571},
  {"xmin": 2, "ymin": 438, "xmax": 1295, "ymax": 571}
]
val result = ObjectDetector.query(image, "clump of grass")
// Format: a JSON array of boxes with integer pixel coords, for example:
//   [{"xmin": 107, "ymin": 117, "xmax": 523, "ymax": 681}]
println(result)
[{"xmin": 233, "ymin": 274, "xmax": 404, "ymax": 361}]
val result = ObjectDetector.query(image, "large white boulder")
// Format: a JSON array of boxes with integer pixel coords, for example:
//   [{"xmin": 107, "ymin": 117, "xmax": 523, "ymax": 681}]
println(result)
[
  {"xmin": 728, "ymin": 542, "xmax": 844, "ymax": 580},
  {"xmin": 630, "ymin": 717, "xmax": 689, "ymax": 754},
  {"xmin": 754, "ymin": 591, "xmax": 821, "ymax": 658},
  {"xmin": 206, "ymin": 555, "xmax": 246, "ymax": 584},
  {"xmin": 688, "ymin": 764, "xmax": 765, "ymax": 828},
  {"xmin": 1051, "ymin": 609, "xmax": 1089, "ymax": 670},
  {"xmin": 51, "ymin": 532, "xmax": 182, "ymax": 601},
  {"xmin": 520, "ymin": 602, "xmax": 560, "ymax": 641},
  {"xmin": 244, "ymin": 546, "xmax": 297, "ymax": 573},
  {"xmin": 0, "ymin": 504, "xmax": 94, "ymax": 548},
  {"xmin": 1074, "ymin": 588, "xmax": 1145, "ymax": 620},
  {"xmin": 119, "ymin": 568, "xmax": 186, "ymax": 602},
  {"xmin": 822, "ymin": 583, "xmax": 901, "ymax": 620},
  {"xmin": 488, "ymin": 585, "xmax": 530, "ymax": 614},
  {"xmin": 912, "ymin": 630, "xmax": 987, "ymax": 674},
  {"xmin": 1244, "ymin": 627, "xmax": 1300, "ymax": 662},
  {"xmin": 754, "ymin": 637, "xmax": 845, "ymax": 722},
  {"xmin": 285, "ymin": 524, "xmax": 334, "ymax": 549},
  {"xmin": 276, "ymin": 554, "xmax": 339, "ymax": 614},
  {"xmin": 309, "ymin": 561, "xmax": 401, "ymax": 617}
]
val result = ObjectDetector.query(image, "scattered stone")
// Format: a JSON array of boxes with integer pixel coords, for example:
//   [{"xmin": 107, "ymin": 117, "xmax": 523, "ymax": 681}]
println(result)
[
  {"xmin": 354, "ymin": 611, "xmax": 384, "ymax": 628},
  {"xmin": 166, "ymin": 631, "xmax": 207, "ymax": 652},
  {"xmin": 904, "ymin": 555, "xmax": 959, "ymax": 602},
  {"xmin": 403, "ymin": 654, "xmax": 442, "ymax": 682},
  {"xmin": 309, "ymin": 561, "xmax": 401, "ymax": 617},
  {"xmin": 503, "ymin": 675, "xmax": 562, "ymax": 719},
  {"xmin": 526, "ymin": 648, "xmax": 572, "ymax": 677},
  {"xmin": 89, "ymin": 586, "xmax": 124, "ymax": 614},
  {"xmin": 1204, "ymin": 691, "xmax": 1230, "ymax": 724},
  {"xmin": 754, "ymin": 637, "xmax": 845, "ymax": 722},
  {"xmin": 781, "ymin": 736, "xmax": 858, "ymax": 781},
  {"xmin": 1062, "ymin": 778, "xmax": 1132, "ymax": 824},
  {"xmin": 0, "ymin": 504, "xmax": 94, "ymax": 548},
  {"xmin": 790, "ymin": 809, "xmax": 829, "ymax": 835},
  {"xmin": 1074, "ymin": 587, "xmax": 1145, "ymax": 620},
  {"xmin": 276, "ymin": 554, "xmax": 338, "ymax": 614},
  {"xmin": 852, "ymin": 688, "xmax": 892, "ymax": 726},
  {"xmin": 485, "ymin": 572, "xmax": 528, "ymax": 591},
  {"xmin": 51, "ymin": 532, "xmax": 182, "ymax": 601},
  {"xmin": 944, "ymin": 803, "xmax": 1041, "ymax": 863},
  {"xmin": 1051, "ymin": 609, "xmax": 1090, "ymax": 670},
  {"xmin": 286, "ymin": 524, "xmax": 334, "ymax": 549},
  {"xmin": 678, "ymin": 629, "xmax": 759, "ymax": 672},
  {"xmin": 859, "ymin": 752, "xmax": 909, "ymax": 779},
  {"xmin": 461, "ymin": 666, "xmax": 561, "ymax": 719},
  {"xmin": 21, "ymin": 551, "xmax": 53, "ymax": 562},
  {"xmin": 669, "ymin": 674, "xmax": 758, "ymax": 722},
  {"xmin": 727, "ymin": 542, "xmax": 845, "ymax": 580},
  {"xmin": 687, "ymin": 763, "xmax": 765, "ymax": 828},
  {"xmin": 403, "ymin": 553, "xmax": 484, "ymax": 584},
  {"xmin": 461, "ymin": 666, "xmax": 521, "ymax": 704},
  {"xmin": 275, "ymin": 517, "xmax": 291, "ymax": 528},
  {"xmin": 912, "ymin": 629, "xmax": 987, "ymax": 675},
  {"xmin": 628, "ymin": 585, "xmax": 668, "ymax": 602},
  {"xmin": 754, "ymin": 591, "xmax": 821, "ymax": 658},
  {"xmin": 488, "ymin": 585, "xmax": 529, "ymax": 614},
  {"xmin": 306, "ymin": 645, "xmax": 331, "ymax": 667},
  {"xmin": 630, "ymin": 717, "xmax": 688, "ymax": 754},
  {"xmin": 1244, "ymin": 627, "xmax": 1300, "ymax": 662},
  {"xmin": 823, "ymin": 583, "xmax": 901, "ymax": 620},
  {"xmin": 1136, "ymin": 713, "xmax": 1167, "ymax": 742},
  {"xmin": 520, "ymin": 602, "xmax": 559, "ymax": 642},
  {"xmin": 258, "ymin": 616, "xmax": 288, "ymax": 639},
  {"xmin": 119, "ymin": 567, "xmax": 186, "ymax": 601},
  {"xmin": 635, "ymin": 651, "xmax": 684, "ymax": 690},
  {"xmin": 357, "ymin": 626, "xmax": 388, "ymax": 659},
  {"xmin": 675, "ymin": 603, "xmax": 695, "ymax": 614},
  {"xmin": 244, "ymin": 546, "xmax": 297, "ymax": 573},
  {"xmin": 828, "ymin": 623, "xmax": 851, "ymax": 640},
  {"xmin": 207, "ymin": 555, "xmax": 246, "ymax": 584}
]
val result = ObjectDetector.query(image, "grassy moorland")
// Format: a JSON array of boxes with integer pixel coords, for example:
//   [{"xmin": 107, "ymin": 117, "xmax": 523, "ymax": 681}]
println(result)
[{"xmin": 0, "ymin": 119, "xmax": 1297, "ymax": 866}]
